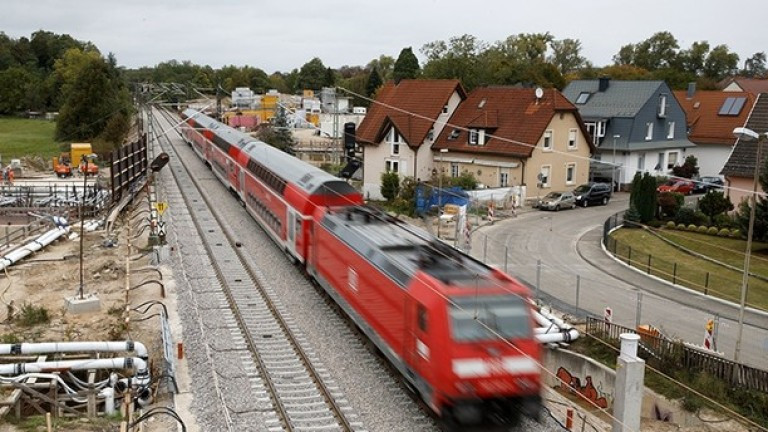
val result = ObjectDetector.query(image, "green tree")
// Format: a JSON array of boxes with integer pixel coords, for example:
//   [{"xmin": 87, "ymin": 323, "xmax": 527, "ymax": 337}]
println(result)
[
  {"xmin": 367, "ymin": 55, "xmax": 395, "ymax": 80},
  {"xmin": 323, "ymin": 67, "xmax": 336, "ymax": 88},
  {"xmin": 549, "ymin": 38, "xmax": 586, "ymax": 74},
  {"xmin": 0, "ymin": 66, "xmax": 39, "ymax": 114},
  {"xmin": 365, "ymin": 67, "xmax": 382, "ymax": 97},
  {"xmin": 449, "ymin": 172, "xmax": 478, "ymax": 190},
  {"xmin": 677, "ymin": 41, "xmax": 710, "ymax": 75},
  {"xmin": 629, "ymin": 171, "xmax": 643, "ymax": 208},
  {"xmin": 632, "ymin": 31, "xmax": 680, "ymax": 70},
  {"xmin": 634, "ymin": 173, "xmax": 658, "ymax": 223},
  {"xmin": 672, "ymin": 155, "xmax": 699, "ymax": 179},
  {"xmin": 296, "ymin": 58, "xmax": 327, "ymax": 91},
  {"xmin": 703, "ymin": 45, "xmax": 739, "ymax": 80},
  {"xmin": 381, "ymin": 171, "xmax": 400, "ymax": 201},
  {"xmin": 699, "ymin": 191, "xmax": 733, "ymax": 225},
  {"xmin": 613, "ymin": 44, "xmax": 636, "ymax": 65},
  {"xmin": 742, "ymin": 52, "xmax": 767, "ymax": 78},
  {"xmin": 257, "ymin": 105, "xmax": 296, "ymax": 154},
  {"xmin": 393, "ymin": 47, "xmax": 420, "ymax": 83}
]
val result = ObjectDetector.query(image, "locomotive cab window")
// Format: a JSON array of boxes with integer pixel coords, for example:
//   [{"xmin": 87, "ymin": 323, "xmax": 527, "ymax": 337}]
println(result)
[
  {"xmin": 449, "ymin": 295, "xmax": 530, "ymax": 341},
  {"xmin": 417, "ymin": 305, "xmax": 428, "ymax": 332}
]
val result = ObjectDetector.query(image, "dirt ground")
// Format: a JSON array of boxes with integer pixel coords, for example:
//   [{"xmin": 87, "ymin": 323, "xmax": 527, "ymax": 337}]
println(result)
[{"xmin": 0, "ymin": 195, "xmax": 168, "ymax": 431}]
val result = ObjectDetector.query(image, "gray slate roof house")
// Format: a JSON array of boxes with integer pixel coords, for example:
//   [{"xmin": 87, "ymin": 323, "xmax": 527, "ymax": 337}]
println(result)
[
  {"xmin": 721, "ymin": 93, "xmax": 768, "ymax": 204},
  {"xmin": 563, "ymin": 78, "xmax": 695, "ymax": 187}
]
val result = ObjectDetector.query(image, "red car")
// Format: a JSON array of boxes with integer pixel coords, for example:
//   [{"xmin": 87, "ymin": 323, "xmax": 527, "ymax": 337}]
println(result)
[{"xmin": 657, "ymin": 179, "xmax": 695, "ymax": 195}]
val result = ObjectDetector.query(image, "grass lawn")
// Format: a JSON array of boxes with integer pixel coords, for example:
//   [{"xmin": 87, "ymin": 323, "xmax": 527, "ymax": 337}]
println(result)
[
  {"xmin": 610, "ymin": 228, "xmax": 768, "ymax": 311},
  {"xmin": 0, "ymin": 117, "xmax": 61, "ymax": 161}
]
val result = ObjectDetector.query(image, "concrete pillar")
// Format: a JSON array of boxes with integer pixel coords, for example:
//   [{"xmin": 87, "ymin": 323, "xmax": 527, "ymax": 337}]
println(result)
[{"xmin": 612, "ymin": 333, "xmax": 645, "ymax": 432}]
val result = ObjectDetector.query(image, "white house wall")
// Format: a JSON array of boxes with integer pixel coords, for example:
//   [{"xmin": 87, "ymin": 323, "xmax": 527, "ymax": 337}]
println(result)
[{"xmin": 686, "ymin": 144, "xmax": 732, "ymax": 177}]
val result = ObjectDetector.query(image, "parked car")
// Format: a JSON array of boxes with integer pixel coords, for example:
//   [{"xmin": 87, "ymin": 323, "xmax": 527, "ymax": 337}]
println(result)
[
  {"xmin": 657, "ymin": 179, "xmax": 695, "ymax": 195},
  {"xmin": 692, "ymin": 176, "xmax": 725, "ymax": 194},
  {"xmin": 573, "ymin": 183, "xmax": 612, "ymax": 207},
  {"xmin": 537, "ymin": 191, "xmax": 576, "ymax": 211}
]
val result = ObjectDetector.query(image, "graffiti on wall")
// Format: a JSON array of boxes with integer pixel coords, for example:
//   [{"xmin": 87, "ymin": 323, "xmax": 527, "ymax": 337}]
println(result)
[{"xmin": 556, "ymin": 367, "xmax": 610, "ymax": 409}]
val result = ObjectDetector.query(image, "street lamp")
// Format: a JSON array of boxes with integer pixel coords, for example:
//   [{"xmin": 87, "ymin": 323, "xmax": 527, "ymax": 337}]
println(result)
[
  {"xmin": 731, "ymin": 126, "xmax": 766, "ymax": 362},
  {"xmin": 612, "ymin": 134, "xmax": 620, "ymax": 192},
  {"xmin": 438, "ymin": 149, "xmax": 448, "ymax": 239}
]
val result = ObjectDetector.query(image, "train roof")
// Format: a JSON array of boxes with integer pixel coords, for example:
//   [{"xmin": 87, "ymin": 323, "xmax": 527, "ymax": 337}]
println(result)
[
  {"xmin": 320, "ymin": 206, "xmax": 501, "ymax": 289},
  {"xmin": 182, "ymin": 109, "xmax": 355, "ymax": 196}
]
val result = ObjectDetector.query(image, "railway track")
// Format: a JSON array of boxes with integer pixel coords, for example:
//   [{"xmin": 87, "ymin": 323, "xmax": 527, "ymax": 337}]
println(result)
[{"xmin": 152, "ymin": 107, "xmax": 363, "ymax": 432}]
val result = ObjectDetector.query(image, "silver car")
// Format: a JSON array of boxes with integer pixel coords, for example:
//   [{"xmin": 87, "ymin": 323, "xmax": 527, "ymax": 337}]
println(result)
[{"xmin": 537, "ymin": 191, "xmax": 576, "ymax": 211}]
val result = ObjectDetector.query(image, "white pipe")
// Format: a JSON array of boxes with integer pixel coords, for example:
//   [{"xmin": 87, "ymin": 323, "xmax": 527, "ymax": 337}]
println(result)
[
  {"xmin": 531, "ymin": 306, "xmax": 580, "ymax": 344},
  {"xmin": 536, "ymin": 329, "xmax": 581, "ymax": 344},
  {"xmin": 0, "ymin": 226, "xmax": 70, "ymax": 271},
  {"xmin": 0, "ymin": 358, "xmax": 149, "ymax": 387},
  {"xmin": 101, "ymin": 387, "xmax": 115, "ymax": 415},
  {"xmin": 0, "ymin": 341, "xmax": 148, "ymax": 360}
]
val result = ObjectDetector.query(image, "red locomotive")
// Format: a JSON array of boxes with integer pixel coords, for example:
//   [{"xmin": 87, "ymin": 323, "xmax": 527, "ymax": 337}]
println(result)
[{"xmin": 179, "ymin": 109, "xmax": 542, "ymax": 427}]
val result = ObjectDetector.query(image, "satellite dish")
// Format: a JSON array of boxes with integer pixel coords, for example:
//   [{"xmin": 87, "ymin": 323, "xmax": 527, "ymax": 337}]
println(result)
[{"xmin": 535, "ymin": 87, "xmax": 544, "ymax": 99}]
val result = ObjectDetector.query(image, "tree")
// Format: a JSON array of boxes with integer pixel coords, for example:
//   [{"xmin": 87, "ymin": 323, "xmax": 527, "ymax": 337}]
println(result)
[
  {"xmin": 381, "ymin": 171, "xmax": 400, "ymax": 201},
  {"xmin": 658, "ymin": 191, "xmax": 684, "ymax": 218},
  {"xmin": 549, "ymin": 38, "xmax": 586, "ymax": 74},
  {"xmin": 365, "ymin": 67, "xmax": 382, "ymax": 97},
  {"xmin": 296, "ymin": 57, "xmax": 327, "ymax": 91},
  {"xmin": 257, "ymin": 105, "xmax": 295, "ymax": 154},
  {"xmin": 366, "ymin": 55, "xmax": 395, "ymax": 80},
  {"xmin": 392, "ymin": 47, "xmax": 420, "ymax": 83},
  {"xmin": 678, "ymin": 41, "xmax": 710, "ymax": 75},
  {"xmin": 742, "ymin": 52, "xmax": 767, "ymax": 78},
  {"xmin": 632, "ymin": 32, "xmax": 680, "ymax": 70},
  {"xmin": 699, "ymin": 191, "xmax": 733, "ymax": 224},
  {"xmin": 703, "ymin": 45, "xmax": 739, "ymax": 80},
  {"xmin": 613, "ymin": 44, "xmax": 635, "ymax": 65},
  {"xmin": 323, "ymin": 67, "xmax": 336, "ymax": 88},
  {"xmin": 634, "ymin": 173, "xmax": 658, "ymax": 223},
  {"xmin": 672, "ymin": 155, "xmax": 699, "ymax": 179},
  {"xmin": 629, "ymin": 171, "xmax": 643, "ymax": 208}
]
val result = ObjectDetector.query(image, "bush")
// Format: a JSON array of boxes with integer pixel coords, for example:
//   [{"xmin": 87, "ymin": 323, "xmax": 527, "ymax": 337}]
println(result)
[
  {"xmin": 713, "ymin": 213, "xmax": 736, "ymax": 229},
  {"xmin": 693, "ymin": 211, "xmax": 708, "ymax": 226},
  {"xmin": 718, "ymin": 228, "xmax": 731, "ymax": 237},
  {"xmin": 623, "ymin": 205, "xmax": 641, "ymax": 225},
  {"xmin": 697, "ymin": 225, "xmax": 709, "ymax": 233},
  {"xmin": 687, "ymin": 224, "xmax": 698, "ymax": 231},
  {"xmin": 730, "ymin": 229, "xmax": 742, "ymax": 238},
  {"xmin": 658, "ymin": 191, "xmax": 684, "ymax": 218},
  {"xmin": 677, "ymin": 223, "xmax": 687, "ymax": 230},
  {"xmin": 666, "ymin": 221, "xmax": 676, "ymax": 229},
  {"xmin": 675, "ymin": 207, "xmax": 697, "ymax": 225},
  {"xmin": 380, "ymin": 172, "xmax": 400, "ymax": 201},
  {"xmin": 707, "ymin": 227, "xmax": 719, "ymax": 235},
  {"xmin": 448, "ymin": 172, "xmax": 478, "ymax": 190},
  {"xmin": 647, "ymin": 219, "xmax": 662, "ymax": 228},
  {"xmin": 16, "ymin": 303, "xmax": 50, "ymax": 327}
]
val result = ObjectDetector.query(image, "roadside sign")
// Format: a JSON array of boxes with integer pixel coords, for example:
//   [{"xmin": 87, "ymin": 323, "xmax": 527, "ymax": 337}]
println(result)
[{"xmin": 155, "ymin": 202, "xmax": 168, "ymax": 215}]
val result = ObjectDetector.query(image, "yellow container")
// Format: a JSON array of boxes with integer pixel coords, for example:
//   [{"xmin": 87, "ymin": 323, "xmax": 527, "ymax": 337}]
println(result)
[{"xmin": 70, "ymin": 143, "xmax": 92, "ymax": 165}]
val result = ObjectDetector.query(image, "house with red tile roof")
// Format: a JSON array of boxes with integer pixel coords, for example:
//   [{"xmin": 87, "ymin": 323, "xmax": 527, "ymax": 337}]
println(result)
[
  {"xmin": 673, "ymin": 85, "xmax": 755, "ymax": 176},
  {"xmin": 720, "ymin": 77, "xmax": 768, "ymax": 95},
  {"xmin": 356, "ymin": 79, "xmax": 466, "ymax": 199},
  {"xmin": 432, "ymin": 87, "xmax": 594, "ymax": 199}
]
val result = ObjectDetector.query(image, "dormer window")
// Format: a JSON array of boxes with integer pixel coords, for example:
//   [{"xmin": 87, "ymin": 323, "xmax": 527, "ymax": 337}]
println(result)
[
  {"xmin": 469, "ymin": 129, "xmax": 478, "ymax": 145},
  {"xmin": 388, "ymin": 128, "xmax": 401, "ymax": 155},
  {"xmin": 576, "ymin": 92, "xmax": 591, "ymax": 104},
  {"xmin": 448, "ymin": 129, "xmax": 460, "ymax": 140},
  {"xmin": 658, "ymin": 94, "xmax": 667, "ymax": 118},
  {"xmin": 645, "ymin": 122, "xmax": 654, "ymax": 141}
]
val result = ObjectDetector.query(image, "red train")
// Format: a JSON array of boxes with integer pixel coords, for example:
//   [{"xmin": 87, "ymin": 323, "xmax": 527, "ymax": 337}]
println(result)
[{"xmin": 179, "ymin": 109, "xmax": 542, "ymax": 427}]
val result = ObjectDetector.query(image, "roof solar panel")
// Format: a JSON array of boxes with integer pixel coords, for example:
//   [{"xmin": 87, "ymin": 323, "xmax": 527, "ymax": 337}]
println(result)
[
  {"xmin": 729, "ymin": 97, "xmax": 746, "ymax": 115},
  {"xmin": 719, "ymin": 97, "xmax": 736, "ymax": 115}
]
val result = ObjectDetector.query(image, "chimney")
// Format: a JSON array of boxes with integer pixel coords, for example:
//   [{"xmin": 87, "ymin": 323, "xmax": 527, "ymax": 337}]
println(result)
[
  {"xmin": 687, "ymin": 82, "xmax": 696, "ymax": 99},
  {"xmin": 598, "ymin": 77, "xmax": 610, "ymax": 92}
]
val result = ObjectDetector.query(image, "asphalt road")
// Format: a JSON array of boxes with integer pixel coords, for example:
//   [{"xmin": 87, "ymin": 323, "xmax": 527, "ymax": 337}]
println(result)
[{"xmin": 470, "ymin": 193, "xmax": 768, "ymax": 369}]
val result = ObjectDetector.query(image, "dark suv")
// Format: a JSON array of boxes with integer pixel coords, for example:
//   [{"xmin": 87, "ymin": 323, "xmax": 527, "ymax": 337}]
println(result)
[{"xmin": 573, "ymin": 182, "xmax": 612, "ymax": 207}]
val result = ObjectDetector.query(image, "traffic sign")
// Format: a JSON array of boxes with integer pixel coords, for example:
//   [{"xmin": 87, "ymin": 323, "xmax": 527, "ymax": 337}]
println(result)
[{"xmin": 155, "ymin": 202, "xmax": 168, "ymax": 215}]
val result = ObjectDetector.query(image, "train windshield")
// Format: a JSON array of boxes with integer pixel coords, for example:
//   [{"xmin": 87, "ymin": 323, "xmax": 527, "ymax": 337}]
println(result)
[{"xmin": 449, "ymin": 295, "xmax": 531, "ymax": 342}]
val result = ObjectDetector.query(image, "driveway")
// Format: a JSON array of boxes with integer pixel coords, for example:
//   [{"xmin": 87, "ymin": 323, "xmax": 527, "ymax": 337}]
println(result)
[{"xmin": 470, "ymin": 193, "xmax": 768, "ymax": 369}]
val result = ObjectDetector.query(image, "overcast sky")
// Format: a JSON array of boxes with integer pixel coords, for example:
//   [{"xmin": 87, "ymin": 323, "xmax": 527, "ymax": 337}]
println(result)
[{"xmin": 3, "ymin": 0, "xmax": 766, "ymax": 73}]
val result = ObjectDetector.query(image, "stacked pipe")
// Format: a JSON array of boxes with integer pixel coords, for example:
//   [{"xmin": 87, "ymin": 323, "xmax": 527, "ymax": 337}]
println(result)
[
  {"xmin": 533, "ymin": 306, "xmax": 580, "ymax": 344},
  {"xmin": 0, "ymin": 223, "xmax": 70, "ymax": 272}
]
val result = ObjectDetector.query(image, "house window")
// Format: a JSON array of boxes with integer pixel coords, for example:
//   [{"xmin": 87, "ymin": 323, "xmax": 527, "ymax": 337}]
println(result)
[
  {"xmin": 478, "ymin": 129, "xmax": 486, "ymax": 146},
  {"xmin": 637, "ymin": 154, "xmax": 645, "ymax": 171},
  {"xmin": 543, "ymin": 130, "xmax": 553, "ymax": 151},
  {"xmin": 658, "ymin": 94, "xmax": 667, "ymax": 117},
  {"xmin": 540, "ymin": 165, "xmax": 551, "ymax": 188},
  {"xmin": 566, "ymin": 163, "xmax": 576, "ymax": 185},
  {"xmin": 645, "ymin": 122, "xmax": 654, "ymax": 141},
  {"xmin": 388, "ymin": 129, "xmax": 401, "ymax": 155},
  {"xmin": 667, "ymin": 122, "xmax": 675, "ymax": 139},
  {"xmin": 469, "ymin": 129, "xmax": 478, "ymax": 145},
  {"xmin": 451, "ymin": 162, "xmax": 459, "ymax": 178},
  {"xmin": 499, "ymin": 170, "xmax": 509, "ymax": 187},
  {"xmin": 568, "ymin": 129, "xmax": 578, "ymax": 149},
  {"xmin": 385, "ymin": 160, "xmax": 399, "ymax": 173},
  {"xmin": 667, "ymin": 152, "xmax": 678, "ymax": 170},
  {"xmin": 576, "ymin": 92, "xmax": 590, "ymax": 104},
  {"xmin": 654, "ymin": 152, "xmax": 664, "ymax": 171},
  {"xmin": 596, "ymin": 121, "xmax": 606, "ymax": 138}
]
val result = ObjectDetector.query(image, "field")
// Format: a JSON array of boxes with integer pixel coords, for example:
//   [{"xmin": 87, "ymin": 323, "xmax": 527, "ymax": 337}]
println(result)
[
  {"xmin": 610, "ymin": 228, "xmax": 768, "ymax": 310},
  {"xmin": 0, "ymin": 117, "xmax": 61, "ymax": 161}
]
